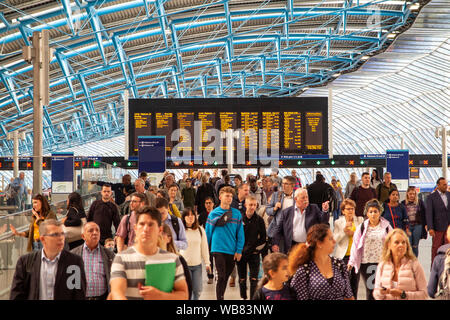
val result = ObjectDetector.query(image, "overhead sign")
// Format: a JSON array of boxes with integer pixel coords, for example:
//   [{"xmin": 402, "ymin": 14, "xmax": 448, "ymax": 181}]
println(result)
[
  {"xmin": 410, "ymin": 167, "xmax": 420, "ymax": 179},
  {"xmin": 386, "ymin": 150, "xmax": 409, "ymax": 191},
  {"xmin": 51, "ymin": 152, "xmax": 74, "ymax": 194},
  {"xmin": 138, "ymin": 136, "xmax": 166, "ymax": 173}
]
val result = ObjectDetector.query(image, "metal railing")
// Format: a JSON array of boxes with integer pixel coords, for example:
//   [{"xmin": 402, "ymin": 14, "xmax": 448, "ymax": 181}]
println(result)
[{"xmin": 0, "ymin": 191, "xmax": 101, "ymax": 299}]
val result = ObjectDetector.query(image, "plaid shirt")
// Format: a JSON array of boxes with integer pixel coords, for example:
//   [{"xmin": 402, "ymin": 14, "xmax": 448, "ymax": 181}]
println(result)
[{"xmin": 82, "ymin": 243, "xmax": 106, "ymax": 297}]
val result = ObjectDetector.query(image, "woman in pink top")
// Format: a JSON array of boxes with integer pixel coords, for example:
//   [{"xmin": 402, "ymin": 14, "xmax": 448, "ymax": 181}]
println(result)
[{"xmin": 374, "ymin": 229, "xmax": 428, "ymax": 300}]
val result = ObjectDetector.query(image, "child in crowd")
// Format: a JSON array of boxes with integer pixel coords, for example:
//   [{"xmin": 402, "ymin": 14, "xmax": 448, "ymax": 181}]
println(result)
[
  {"xmin": 252, "ymin": 252, "xmax": 295, "ymax": 300},
  {"xmin": 104, "ymin": 238, "xmax": 116, "ymax": 253}
]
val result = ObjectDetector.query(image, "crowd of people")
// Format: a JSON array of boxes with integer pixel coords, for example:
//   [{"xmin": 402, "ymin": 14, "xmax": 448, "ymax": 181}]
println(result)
[{"xmin": 7, "ymin": 168, "xmax": 450, "ymax": 301}]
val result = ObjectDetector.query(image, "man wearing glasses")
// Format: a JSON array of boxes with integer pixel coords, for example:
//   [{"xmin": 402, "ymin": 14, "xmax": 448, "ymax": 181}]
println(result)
[
  {"xmin": 116, "ymin": 193, "xmax": 149, "ymax": 253},
  {"xmin": 266, "ymin": 176, "xmax": 297, "ymax": 251},
  {"xmin": 10, "ymin": 219, "xmax": 86, "ymax": 300}
]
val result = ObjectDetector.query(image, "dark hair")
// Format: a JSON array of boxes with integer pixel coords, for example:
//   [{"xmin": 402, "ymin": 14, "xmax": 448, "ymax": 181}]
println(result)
[
  {"xmin": 388, "ymin": 188, "xmax": 399, "ymax": 196},
  {"xmin": 283, "ymin": 176, "xmax": 296, "ymax": 185},
  {"xmin": 32, "ymin": 194, "xmax": 51, "ymax": 217},
  {"xmin": 102, "ymin": 184, "xmax": 112, "ymax": 189},
  {"xmin": 224, "ymin": 174, "xmax": 231, "ymax": 184},
  {"xmin": 168, "ymin": 183, "xmax": 179, "ymax": 190},
  {"xmin": 131, "ymin": 192, "xmax": 149, "ymax": 206},
  {"xmin": 139, "ymin": 171, "xmax": 147, "ymax": 178},
  {"xmin": 288, "ymin": 224, "xmax": 330, "ymax": 275},
  {"xmin": 155, "ymin": 197, "xmax": 169, "ymax": 209},
  {"xmin": 361, "ymin": 172, "xmax": 370, "ymax": 178},
  {"xmin": 259, "ymin": 252, "xmax": 288, "ymax": 288},
  {"xmin": 315, "ymin": 174, "xmax": 325, "ymax": 183},
  {"xmin": 135, "ymin": 206, "xmax": 162, "ymax": 227},
  {"xmin": 437, "ymin": 177, "xmax": 446, "ymax": 185},
  {"xmin": 371, "ymin": 169, "xmax": 380, "ymax": 182},
  {"xmin": 67, "ymin": 192, "xmax": 83, "ymax": 211},
  {"xmin": 204, "ymin": 196, "xmax": 214, "ymax": 204},
  {"xmin": 234, "ymin": 175, "xmax": 242, "ymax": 183},
  {"xmin": 156, "ymin": 189, "xmax": 169, "ymax": 200},
  {"xmin": 221, "ymin": 169, "xmax": 228, "ymax": 177},
  {"xmin": 181, "ymin": 207, "xmax": 199, "ymax": 230}
]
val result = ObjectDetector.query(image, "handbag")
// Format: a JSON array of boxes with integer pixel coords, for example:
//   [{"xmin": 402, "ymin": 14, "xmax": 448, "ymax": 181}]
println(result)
[{"xmin": 63, "ymin": 207, "xmax": 87, "ymax": 243}]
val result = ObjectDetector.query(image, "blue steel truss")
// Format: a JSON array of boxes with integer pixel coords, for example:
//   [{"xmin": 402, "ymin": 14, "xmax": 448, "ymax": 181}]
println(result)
[{"xmin": 0, "ymin": 0, "xmax": 426, "ymax": 155}]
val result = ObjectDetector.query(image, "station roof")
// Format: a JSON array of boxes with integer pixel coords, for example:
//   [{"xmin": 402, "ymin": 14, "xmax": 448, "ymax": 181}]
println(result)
[{"xmin": 0, "ymin": 0, "xmax": 447, "ymax": 157}]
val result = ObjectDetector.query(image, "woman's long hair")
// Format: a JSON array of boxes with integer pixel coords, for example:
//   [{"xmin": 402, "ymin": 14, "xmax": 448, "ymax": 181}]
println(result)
[
  {"xmin": 288, "ymin": 224, "xmax": 330, "ymax": 276},
  {"xmin": 67, "ymin": 192, "xmax": 83, "ymax": 211},
  {"xmin": 32, "ymin": 194, "xmax": 51, "ymax": 217},
  {"xmin": 380, "ymin": 228, "xmax": 416, "ymax": 263},
  {"xmin": 159, "ymin": 223, "xmax": 178, "ymax": 255},
  {"xmin": 405, "ymin": 186, "xmax": 419, "ymax": 206},
  {"xmin": 182, "ymin": 207, "xmax": 199, "ymax": 230},
  {"xmin": 258, "ymin": 252, "xmax": 288, "ymax": 288}
]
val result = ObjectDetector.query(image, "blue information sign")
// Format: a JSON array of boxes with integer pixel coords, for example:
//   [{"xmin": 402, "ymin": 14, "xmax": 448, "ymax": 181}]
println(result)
[
  {"xmin": 386, "ymin": 150, "xmax": 409, "ymax": 191},
  {"xmin": 138, "ymin": 136, "xmax": 166, "ymax": 173},
  {"xmin": 51, "ymin": 152, "xmax": 74, "ymax": 193}
]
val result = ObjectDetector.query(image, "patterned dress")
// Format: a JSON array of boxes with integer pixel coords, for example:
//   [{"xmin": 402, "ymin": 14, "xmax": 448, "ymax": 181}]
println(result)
[{"xmin": 291, "ymin": 257, "xmax": 354, "ymax": 300}]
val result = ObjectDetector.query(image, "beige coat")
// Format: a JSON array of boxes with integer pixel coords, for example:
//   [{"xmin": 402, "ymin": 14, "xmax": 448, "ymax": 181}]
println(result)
[
  {"xmin": 332, "ymin": 215, "xmax": 364, "ymax": 259},
  {"xmin": 373, "ymin": 257, "xmax": 429, "ymax": 300}
]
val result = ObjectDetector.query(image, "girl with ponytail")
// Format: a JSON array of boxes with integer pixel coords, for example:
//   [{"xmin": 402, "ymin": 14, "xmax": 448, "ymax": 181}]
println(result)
[{"xmin": 251, "ymin": 252, "xmax": 294, "ymax": 300}]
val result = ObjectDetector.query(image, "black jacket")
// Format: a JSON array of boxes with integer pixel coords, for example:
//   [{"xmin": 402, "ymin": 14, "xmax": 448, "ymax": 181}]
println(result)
[
  {"xmin": 242, "ymin": 213, "xmax": 266, "ymax": 256},
  {"xmin": 307, "ymin": 181, "xmax": 335, "ymax": 209},
  {"xmin": 87, "ymin": 199, "xmax": 121, "ymax": 243},
  {"xmin": 10, "ymin": 250, "xmax": 86, "ymax": 300},
  {"xmin": 64, "ymin": 206, "xmax": 87, "ymax": 227},
  {"xmin": 96, "ymin": 181, "xmax": 134, "ymax": 206},
  {"xmin": 71, "ymin": 243, "xmax": 115, "ymax": 294}
]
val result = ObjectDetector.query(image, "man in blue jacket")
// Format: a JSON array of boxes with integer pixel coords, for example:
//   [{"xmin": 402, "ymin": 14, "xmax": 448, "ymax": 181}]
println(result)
[{"xmin": 206, "ymin": 186, "xmax": 245, "ymax": 300}]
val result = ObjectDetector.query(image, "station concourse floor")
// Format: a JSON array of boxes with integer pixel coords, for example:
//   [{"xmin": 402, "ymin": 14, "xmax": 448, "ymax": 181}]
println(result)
[{"xmin": 198, "ymin": 217, "xmax": 434, "ymax": 300}]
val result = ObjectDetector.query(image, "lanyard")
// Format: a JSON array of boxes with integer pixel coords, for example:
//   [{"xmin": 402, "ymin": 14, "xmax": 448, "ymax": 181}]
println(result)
[{"xmin": 388, "ymin": 204, "xmax": 396, "ymax": 229}]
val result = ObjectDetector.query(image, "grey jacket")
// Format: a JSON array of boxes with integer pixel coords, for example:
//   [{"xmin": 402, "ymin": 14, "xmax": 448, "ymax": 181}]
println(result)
[{"xmin": 71, "ymin": 243, "xmax": 115, "ymax": 294}]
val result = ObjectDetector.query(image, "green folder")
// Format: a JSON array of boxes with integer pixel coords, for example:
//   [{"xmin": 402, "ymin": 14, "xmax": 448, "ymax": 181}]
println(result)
[{"xmin": 145, "ymin": 260, "xmax": 176, "ymax": 293}]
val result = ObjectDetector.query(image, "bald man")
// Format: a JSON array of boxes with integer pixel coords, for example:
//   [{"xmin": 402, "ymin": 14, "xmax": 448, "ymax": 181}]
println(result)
[{"xmin": 71, "ymin": 222, "xmax": 115, "ymax": 300}]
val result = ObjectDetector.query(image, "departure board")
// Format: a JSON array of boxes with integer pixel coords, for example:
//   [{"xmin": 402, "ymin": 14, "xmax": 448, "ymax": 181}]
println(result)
[
  {"xmin": 283, "ymin": 112, "xmax": 302, "ymax": 151},
  {"xmin": 177, "ymin": 112, "xmax": 195, "ymax": 151},
  {"xmin": 261, "ymin": 112, "xmax": 280, "ymax": 150},
  {"xmin": 133, "ymin": 113, "xmax": 151, "ymax": 153},
  {"xmin": 305, "ymin": 112, "xmax": 323, "ymax": 151},
  {"xmin": 155, "ymin": 112, "xmax": 173, "ymax": 151},
  {"xmin": 240, "ymin": 112, "xmax": 259, "ymax": 151},
  {"xmin": 219, "ymin": 112, "xmax": 237, "ymax": 151},
  {"xmin": 198, "ymin": 112, "xmax": 216, "ymax": 151},
  {"xmin": 128, "ymin": 98, "xmax": 328, "ymax": 162}
]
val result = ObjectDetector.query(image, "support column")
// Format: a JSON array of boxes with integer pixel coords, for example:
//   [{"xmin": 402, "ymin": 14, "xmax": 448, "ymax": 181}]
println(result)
[
  {"xmin": 23, "ymin": 30, "xmax": 51, "ymax": 195},
  {"xmin": 442, "ymin": 125, "xmax": 448, "ymax": 181}
]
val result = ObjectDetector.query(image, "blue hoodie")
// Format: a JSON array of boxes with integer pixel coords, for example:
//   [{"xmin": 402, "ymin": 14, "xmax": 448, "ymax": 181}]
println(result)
[{"xmin": 205, "ymin": 206, "xmax": 245, "ymax": 255}]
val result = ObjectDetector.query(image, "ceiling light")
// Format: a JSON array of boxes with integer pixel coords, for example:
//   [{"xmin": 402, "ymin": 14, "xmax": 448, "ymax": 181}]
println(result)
[
  {"xmin": 410, "ymin": 3, "xmax": 420, "ymax": 10},
  {"xmin": 361, "ymin": 56, "xmax": 370, "ymax": 60}
]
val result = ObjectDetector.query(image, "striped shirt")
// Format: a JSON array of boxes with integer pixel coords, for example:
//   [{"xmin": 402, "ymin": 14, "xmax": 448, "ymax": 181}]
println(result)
[
  {"xmin": 110, "ymin": 247, "xmax": 185, "ymax": 300},
  {"xmin": 82, "ymin": 243, "xmax": 106, "ymax": 297}
]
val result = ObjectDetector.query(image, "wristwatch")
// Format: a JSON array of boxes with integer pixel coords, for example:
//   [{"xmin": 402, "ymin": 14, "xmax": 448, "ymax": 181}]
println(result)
[{"xmin": 400, "ymin": 290, "xmax": 407, "ymax": 299}]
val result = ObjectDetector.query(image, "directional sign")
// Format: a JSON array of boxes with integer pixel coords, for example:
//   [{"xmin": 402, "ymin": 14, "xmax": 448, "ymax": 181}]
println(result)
[
  {"xmin": 138, "ymin": 136, "xmax": 166, "ymax": 173},
  {"xmin": 386, "ymin": 150, "xmax": 409, "ymax": 191},
  {"xmin": 51, "ymin": 152, "xmax": 74, "ymax": 194}
]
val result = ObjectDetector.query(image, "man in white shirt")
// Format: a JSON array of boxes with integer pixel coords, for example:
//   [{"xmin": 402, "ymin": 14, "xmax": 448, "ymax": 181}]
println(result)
[
  {"xmin": 10, "ymin": 219, "xmax": 86, "ymax": 300},
  {"xmin": 272, "ymin": 188, "xmax": 329, "ymax": 254}
]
